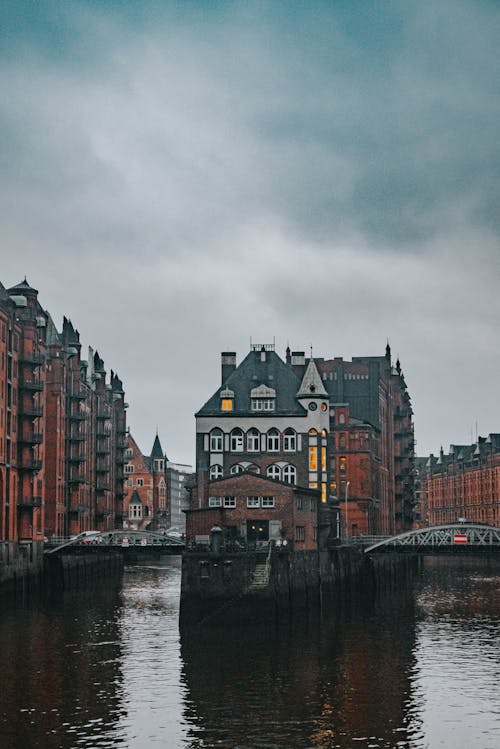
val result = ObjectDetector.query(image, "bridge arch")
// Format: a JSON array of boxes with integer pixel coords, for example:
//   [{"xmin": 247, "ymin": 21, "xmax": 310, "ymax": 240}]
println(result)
[{"xmin": 365, "ymin": 523, "xmax": 500, "ymax": 554}]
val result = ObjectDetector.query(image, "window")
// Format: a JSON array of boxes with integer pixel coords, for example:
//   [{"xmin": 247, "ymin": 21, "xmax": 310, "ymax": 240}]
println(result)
[
  {"xmin": 309, "ymin": 446, "xmax": 317, "ymax": 471},
  {"xmin": 261, "ymin": 496, "xmax": 275, "ymax": 508},
  {"xmin": 282, "ymin": 464, "xmax": 297, "ymax": 484},
  {"xmin": 251, "ymin": 398, "xmax": 275, "ymax": 411},
  {"xmin": 221, "ymin": 398, "xmax": 233, "ymax": 411},
  {"xmin": 247, "ymin": 496, "xmax": 260, "ymax": 508},
  {"xmin": 210, "ymin": 429, "xmax": 223, "ymax": 452},
  {"xmin": 223, "ymin": 496, "xmax": 236, "ymax": 508},
  {"xmin": 126, "ymin": 478, "xmax": 132, "ymax": 487},
  {"xmin": 267, "ymin": 464, "xmax": 281, "ymax": 481},
  {"xmin": 230, "ymin": 464, "xmax": 243, "ymax": 474},
  {"xmin": 125, "ymin": 464, "xmax": 134, "ymax": 474},
  {"xmin": 321, "ymin": 447, "xmax": 326, "ymax": 472},
  {"xmin": 247, "ymin": 428, "xmax": 260, "ymax": 452},
  {"xmin": 339, "ymin": 413, "xmax": 346, "ymax": 424},
  {"xmin": 154, "ymin": 459, "xmax": 164, "ymax": 472},
  {"xmin": 339, "ymin": 456, "xmax": 347, "ymax": 474},
  {"xmin": 283, "ymin": 428, "xmax": 296, "ymax": 451},
  {"xmin": 125, "ymin": 448, "xmax": 133, "ymax": 458},
  {"xmin": 296, "ymin": 496, "xmax": 303, "ymax": 510},
  {"xmin": 137, "ymin": 478, "xmax": 144, "ymax": 487},
  {"xmin": 208, "ymin": 496, "xmax": 222, "ymax": 507},
  {"xmin": 295, "ymin": 526, "xmax": 305, "ymax": 542},
  {"xmin": 210, "ymin": 464, "xmax": 223, "ymax": 479},
  {"xmin": 267, "ymin": 429, "xmax": 280, "ymax": 452},
  {"xmin": 230, "ymin": 429, "xmax": 243, "ymax": 452}
]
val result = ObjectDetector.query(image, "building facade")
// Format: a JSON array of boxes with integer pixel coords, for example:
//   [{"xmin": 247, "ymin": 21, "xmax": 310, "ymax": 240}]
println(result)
[
  {"xmin": 419, "ymin": 435, "xmax": 500, "ymax": 527},
  {"xmin": 0, "ymin": 279, "xmax": 127, "ymax": 543},
  {"xmin": 189, "ymin": 343, "xmax": 415, "ymax": 544}
]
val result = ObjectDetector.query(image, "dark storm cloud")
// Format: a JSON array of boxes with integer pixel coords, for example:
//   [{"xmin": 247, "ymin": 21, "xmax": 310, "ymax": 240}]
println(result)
[{"xmin": 1, "ymin": 0, "xmax": 499, "ymax": 461}]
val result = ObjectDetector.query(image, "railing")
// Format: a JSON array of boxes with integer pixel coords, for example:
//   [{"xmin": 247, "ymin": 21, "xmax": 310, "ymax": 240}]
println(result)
[
  {"xmin": 18, "ymin": 432, "xmax": 43, "ymax": 445},
  {"xmin": 20, "ymin": 378, "xmax": 43, "ymax": 391},
  {"xmin": 18, "ymin": 496, "xmax": 42, "ymax": 509},
  {"xmin": 19, "ymin": 459, "xmax": 43, "ymax": 472}
]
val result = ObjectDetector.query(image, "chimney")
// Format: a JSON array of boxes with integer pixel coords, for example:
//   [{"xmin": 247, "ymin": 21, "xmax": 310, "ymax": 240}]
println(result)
[
  {"xmin": 221, "ymin": 352, "xmax": 236, "ymax": 384},
  {"xmin": 291, "ymin": 351, "xmax": 306, "ymax": 378}
]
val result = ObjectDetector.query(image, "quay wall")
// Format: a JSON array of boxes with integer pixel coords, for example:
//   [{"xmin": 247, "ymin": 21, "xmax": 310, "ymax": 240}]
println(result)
[
  {"xmin": 0, "ymin": 542, "xmax": 123, "ymax": 601},
  {"xmin": 180, "ymin": 545, "xmax": 419, "ymax": 627}
]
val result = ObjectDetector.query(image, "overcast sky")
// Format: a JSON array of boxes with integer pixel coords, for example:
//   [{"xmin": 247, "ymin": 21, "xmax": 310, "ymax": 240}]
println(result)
[{"xmin": 1, "ymin": 0, "xmax": 499, "ymax": 465}]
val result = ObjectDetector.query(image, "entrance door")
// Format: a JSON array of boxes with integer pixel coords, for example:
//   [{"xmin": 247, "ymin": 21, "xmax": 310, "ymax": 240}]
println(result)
[{"xmin": 246, "ymin": 519, "xmax": 269, "ymax": 545}]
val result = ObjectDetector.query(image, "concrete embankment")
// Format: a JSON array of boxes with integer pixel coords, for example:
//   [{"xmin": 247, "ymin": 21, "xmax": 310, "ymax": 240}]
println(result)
[{"xmin": 180, "ymin": 545, "xmax": 419, "ymax": 627}]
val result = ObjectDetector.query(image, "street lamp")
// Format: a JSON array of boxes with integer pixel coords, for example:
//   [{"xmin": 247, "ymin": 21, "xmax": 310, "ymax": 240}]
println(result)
[{"xmin": 345, "ymin": 481, "xmax": 350, "ymax": 541}]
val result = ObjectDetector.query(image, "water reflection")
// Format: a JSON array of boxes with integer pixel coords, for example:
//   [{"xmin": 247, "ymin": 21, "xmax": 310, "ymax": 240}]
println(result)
[{"xmin": 1, "ymin": 557, "xmax": 499, "ymax": 749}]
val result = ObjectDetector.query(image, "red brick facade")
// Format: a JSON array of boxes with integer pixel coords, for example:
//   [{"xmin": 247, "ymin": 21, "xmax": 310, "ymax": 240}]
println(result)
[
  {"xmin": 186, "ymin": 472, "xmax": 320, "ymax": 551},
  {"xmin": 0, "ymin": 279, "xmax": 127, "ymax": 543}
]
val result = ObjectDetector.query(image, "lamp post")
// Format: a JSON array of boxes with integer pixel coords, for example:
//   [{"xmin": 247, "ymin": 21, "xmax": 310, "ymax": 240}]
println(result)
[{"xmin": 345, "ymin": 481, "xmax": 350, "ymax": 541}]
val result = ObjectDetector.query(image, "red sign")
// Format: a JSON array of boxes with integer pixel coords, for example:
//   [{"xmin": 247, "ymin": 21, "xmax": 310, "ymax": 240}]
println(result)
[{"xmin": 454, "ymin": 533, "xmax": 468, "ymax": 544}]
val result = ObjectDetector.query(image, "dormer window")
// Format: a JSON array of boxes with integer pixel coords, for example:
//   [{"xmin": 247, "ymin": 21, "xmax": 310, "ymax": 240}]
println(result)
[
  {"xmin": 220, "ymin": 387, "xmax": 234, "ymax": 411},
  {"xmin": 251, "ymin": 384, "xmax": 276, "ymax": 412}
]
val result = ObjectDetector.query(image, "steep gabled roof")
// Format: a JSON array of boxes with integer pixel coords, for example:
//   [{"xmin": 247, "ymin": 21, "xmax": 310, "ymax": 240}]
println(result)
[
  {"xmin": 196, "ymin": 349, "xmax": 306, "ymax": 417},
  {"xmin": 151, "ymin": 434, "xmax": 165, "ymax": 459},
  {"xmin": 297, "ymin": 359, "xmax": 328, "ymax": 398}
]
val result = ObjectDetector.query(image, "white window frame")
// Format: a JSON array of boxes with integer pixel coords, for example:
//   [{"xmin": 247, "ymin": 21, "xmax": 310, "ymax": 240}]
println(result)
[
  {"xmin": 208, "ymin": 496, "xmax": 222, "ymax": 508},
  {"xmin": 223, "ymin": 496, "xmax": 236, "ymax": 508},
  {"xmin": 210, "ymin": 464, "xmax": 223, "ymax": 479},
  {"xmin": 230, "ymin": 464, "xmax": 243, "ymax": 475},
  {"xmin": 136, "ymin": 478, "xmax": 144, "ymax": 487},
  {"xmin": 262, "ymin": 496, "xmax": 275, "ymax": 508},
  {"xmin": 283, "ymin": 429, "xmax": 296, "ymax": 452},
  {"xmin": 251, "ymin": 398, "xmax": 275, "ymax": 411},
  {"xmin": 247, "ymin": 496, "xmax": 260, "ymax": 508},
  {"xmin": 247, "ymin": 429, "xmax": 260, "ymax": 452},
  {"xmin": 267, "ymin": 464, "xmax": 281, "ymax": 481},
  {"xmin": 267, "ymin": 429, "xmax": 280, "ymax": 452},
  {"xmin": 230, "ymin": 429, "xmax": 244, "ymax": 452},
  {"xmin": 282, "ymin": 465, "xmax": 297, "ymax": 485},
  {"xmin": 124, "ymin": 464, "xmax": 134, "ymax": 474},
  {"xmin": 210, "ymin": 429, "xmax": 223, "ymax": 452}
]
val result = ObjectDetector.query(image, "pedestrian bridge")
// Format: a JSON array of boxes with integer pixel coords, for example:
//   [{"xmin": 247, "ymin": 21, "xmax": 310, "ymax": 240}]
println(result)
[
  {"xmin": 45, "ymin": 530, "xmax": 185, "ymax": 555},
  {"xmin": 364, "ymin": 523, "xmax": 500, "ymax": 554}
]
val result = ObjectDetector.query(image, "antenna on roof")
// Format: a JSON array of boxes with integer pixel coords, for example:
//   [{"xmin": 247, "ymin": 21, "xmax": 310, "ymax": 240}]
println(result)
[{"xmin": 310, "ymin": 344, "xmax": 313, "ymax": 359}]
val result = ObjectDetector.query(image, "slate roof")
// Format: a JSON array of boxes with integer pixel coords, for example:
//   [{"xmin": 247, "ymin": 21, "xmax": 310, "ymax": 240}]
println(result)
[
  {"xmin": 129, "ymin": 489, "xmax": 142, "ymax": 504},
  {"xmin": 296, "ymin": 359, "xmax": 328, "ymax": 398},
  {"xmin": 7, "ymin": 277, "xmax": 38, "ymax": 294},
  {"xmin": 151, "ymin": 434, "xmax": 164, "ymax": 459},
  {"xmin": 196, "ymin": 349, "xmax": 306, "ymax": 417}
]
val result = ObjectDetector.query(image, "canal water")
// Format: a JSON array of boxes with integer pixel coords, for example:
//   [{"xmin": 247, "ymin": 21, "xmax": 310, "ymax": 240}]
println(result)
[{"xmin": 0, "ymin": 557, "xmax": 499, "ymax": 749}]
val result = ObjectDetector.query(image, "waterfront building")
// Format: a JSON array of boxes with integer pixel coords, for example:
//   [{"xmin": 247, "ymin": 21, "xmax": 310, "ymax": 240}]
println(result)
[
  {"xmin": 419, "ymin": 435, "xmax": 500, "ymax": 526},
  {"xmin": 188, "ymin": 343, "xmax": 415, "ymax": 544},
  {"xmin": 0, "ymin": 278, "xmax": 127, "ymax": 544},
  {"xmin": 167, "ymin": 461, "xmax": 194, "ymax": 532}
]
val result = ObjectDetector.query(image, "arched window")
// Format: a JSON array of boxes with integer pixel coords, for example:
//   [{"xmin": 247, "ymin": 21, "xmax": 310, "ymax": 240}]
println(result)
[
  {"xmin": 267, "ymin": 464, "xmax": 281, "ymax": 481},
  {"xmin": 247, "ymin": 464, "xmax": 260, "ymax": 474},
  {"xmin": 230, "ymin": 428, "xmax": 244, "ymax": 452},
  {"xmin": 247, "ymin": 428, "xmax": 260, "ymax": 452},
  {"xmin": 282, "ymin": 464, "xmax": 297, "ymax": 485},
  {"xmin": 210, "ymin": 464, "xmax": 223, "ymax": 479},
  {"xmin": 283, "ymin": 428, "xmax": 296, "ymax": 452},
  {"xmin": 210, "ymin": 429, "xmax": 223, "ymax": 452},
  {"xmin": 267, "ymin": 428, "xmax": 280, "ymax": 452},
  {"xmin": 230, "ymin": 464, "xmax": 244, "ymax": 474},
  {"xmin": 339, "ymin": 413, "xmax": 346, "ymax": 424}
]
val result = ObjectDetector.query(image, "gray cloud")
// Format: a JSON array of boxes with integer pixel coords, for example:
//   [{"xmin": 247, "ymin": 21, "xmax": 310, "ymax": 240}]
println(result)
[{"xmin": 1, "ymin": 0, "xmax": 499, "ymax": 462}]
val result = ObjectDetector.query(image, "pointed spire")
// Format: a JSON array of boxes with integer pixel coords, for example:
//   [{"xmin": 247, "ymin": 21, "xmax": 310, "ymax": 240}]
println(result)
[
  {"xmin": 151, "ymin": 434, "xmax": 164, "ymax": 460},
  {"xmin": 385, "ymin": 341, "xmax": 391, "ymax": 362},
  {"xmin": 297, "ymin": 358, "xmax": 328, "ymax": 398}
]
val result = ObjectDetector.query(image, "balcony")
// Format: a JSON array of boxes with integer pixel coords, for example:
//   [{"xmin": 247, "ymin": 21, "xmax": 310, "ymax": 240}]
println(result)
[
  {"xmin": 69, "ymin": 503, "xmax": 87, "ymax": 513},
  {"xmin": 18, "ymin": 432, "xmax": 43, "ymax": 445},
  {"xmin": 20, "ymin": 405, "xmax": 43, "ymax": 418},
  {"xmin": 68, "ymin": 474, "xmax": 85, "ymax": 485},
  {"xmin": 69, "ymin": 389, "xmax": 87, "ymax": 400},
  {"xmin": 96, "ymin": 483, "xmax": 110, "ymax": 492},
  {"xmin": 19, "ymin": 459, "xmax": 42, "ymax": 472},
  {"xmin": 20, "ymin": 352, "xmax": 44, "ymax": 366},
  {"xmin": 96, "ymin": 429, "xmax": 109, "ymax": 438},
  {"xmin": 96, "ymin": 411, "xmax": 110, "ymax": 420},
  {"xmin": 18, "ymin": 496, "xmax": 42, "ymax": 509},
  {"xmin": 68, "ymin": 433, "xmax": 85, "ymax": 442},
  {"xmin": 96, "ymin": 464, "xmax": 109, "ymax": 474},
  {"xmin": 68, "ymin": 411, "xmax": 86, "ymax": 421},
  {"xmin": 96, "ymin": 446, "xmax": 111, "ymax": 456},
  {"xmin": 67, "ymin": 453, "xmax": 85, "ymax": 463},
  {"xmin": 20, "ymin": 378, "xmax": 43, "ymax": 392}
]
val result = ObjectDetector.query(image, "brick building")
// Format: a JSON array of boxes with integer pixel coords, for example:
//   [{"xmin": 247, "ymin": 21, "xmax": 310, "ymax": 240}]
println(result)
[
  {"xmin": 0, "ymin": 278, "xmax": 127, "ymax": 543},
  {"xmin": 419, "ymin": 435, "xmax": 500, "ymax": 527},
  {"xmin": 189, "ymin": 343, "xmax": 415, "ymax": 543}
]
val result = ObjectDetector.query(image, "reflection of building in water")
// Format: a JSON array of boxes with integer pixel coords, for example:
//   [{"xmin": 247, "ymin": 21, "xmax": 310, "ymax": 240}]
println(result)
[
  {"xmin": 180, "ymin": 589, "xmax": 418, "ymax": 748},
  {"xmin": 0, "ymin": 588, "xmax": 125, "ymax": 748}
]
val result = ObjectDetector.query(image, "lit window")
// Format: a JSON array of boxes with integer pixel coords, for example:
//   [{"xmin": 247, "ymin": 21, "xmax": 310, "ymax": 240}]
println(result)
[
  {"xmin": 210, "ymin": 429, "xmax": 223, "ymax": 452},
  {"xmin": 267, "ymin": 429, "xmax": 280, "ymax": 452},
  {"xmin": 309, "ymin": 446, "xmax": 317, "ymax": 471},
  {"xmin": 208, "ymin": 496, "xmax": 222, "ymax": 507},
  {"xmin": 247, "ymin": 429, "xmax": 260, "ymax": 452},
  {"xmin": 282, "ymin": 464, "xmax": 297, "ymax": 484},
  {"xmin": 230, "ymin": 429, "xmax": 244, "ymax": 452},
  {"xmin": 339, "ymin": 457, "xmax": 347, "ymax": 474},
  {"xmin": 321, "ymin": 447, "xmax": 326, "ymax": 471},
  {"xmin": 247, "ymin": 496, "xmax": 260, "ymax": 508},
  {"xmin": 283, "ymin": 429, "xmax": 296, "ymax": 451},
  {"xmin": 321, "ymin": 483, "xmax": 327, "ymax": 503},
  {"xmin": 223, "ymin": 496, "xmax": 236, "ymax": 508},
  {"xmin": 210, "ymin": 464, "xmax": 223, "ymax": 479},
  {"xmin": 267, "ymin": 464, "xmax": 281, "ymax": 481},
  {"xmin": 261, "ymin": 496, "xmax": 275, "ymax": 508},
  {"xmin": 221, "ymin": 398, "xmax": 233, "ymax": 411}
]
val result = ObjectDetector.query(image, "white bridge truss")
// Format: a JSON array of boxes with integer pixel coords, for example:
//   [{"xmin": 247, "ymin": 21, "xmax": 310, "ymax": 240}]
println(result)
[{"xmin": 365, "ymin": 524, "xmax": 500, "ymax": 554}]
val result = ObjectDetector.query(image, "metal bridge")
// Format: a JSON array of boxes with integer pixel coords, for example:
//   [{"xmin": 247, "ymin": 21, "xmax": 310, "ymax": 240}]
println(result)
[
  {"xmin": 364, "ymin": 523, "xmax": 500, "ymax": 555},
  {"xmin": 45, "ymin": 530, "xmax": 185, "ymax": 555}
]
